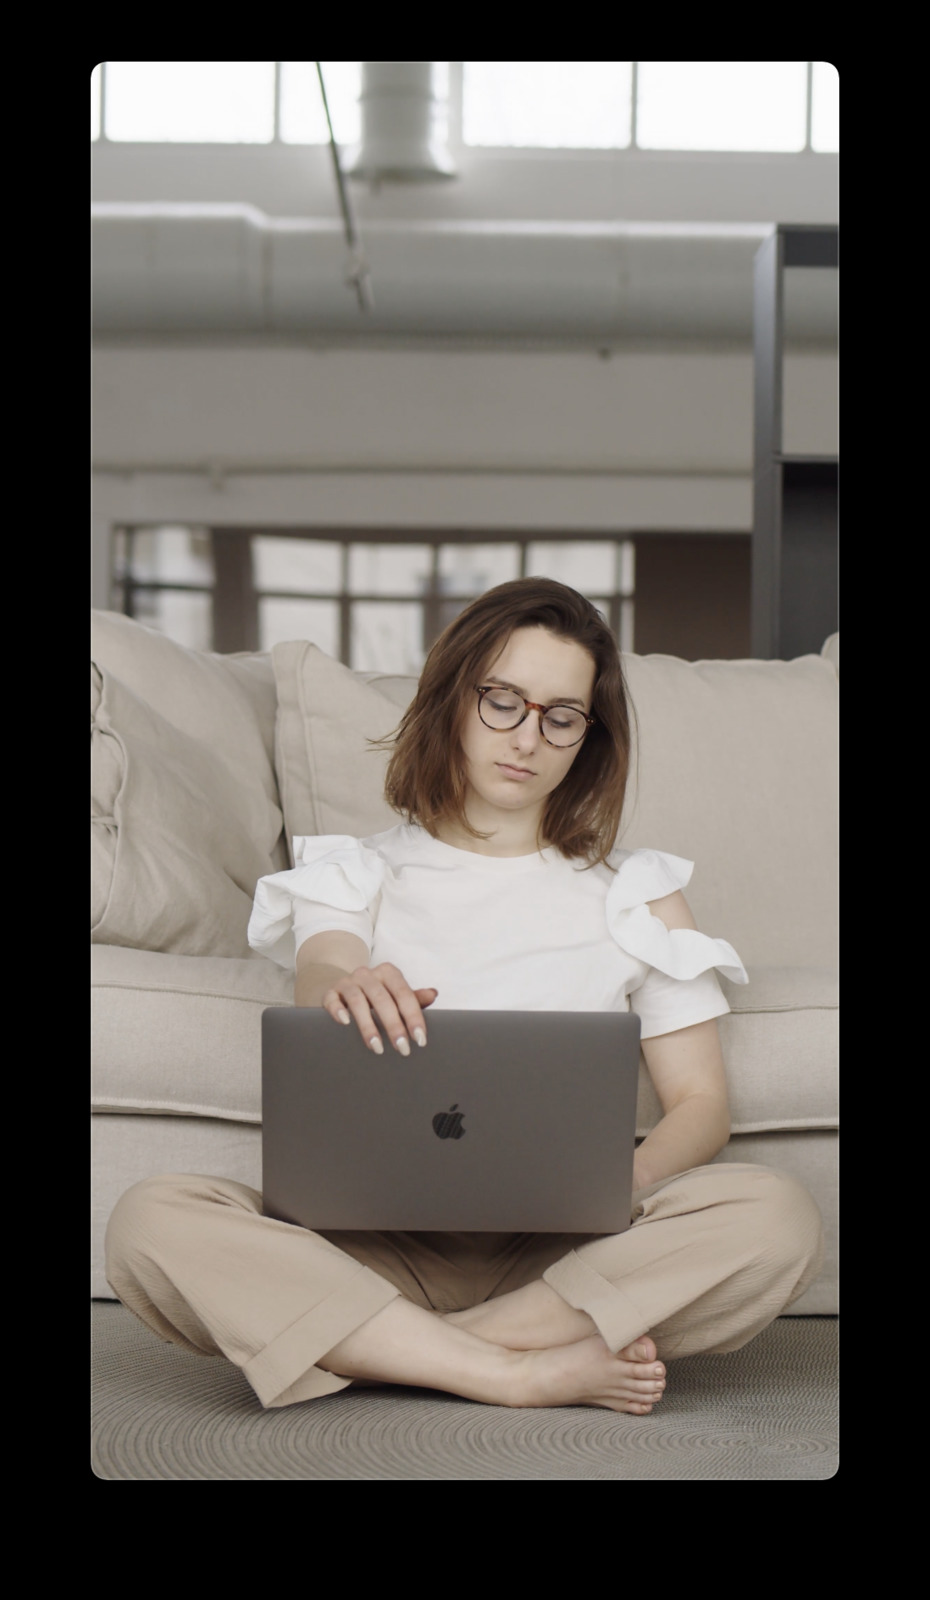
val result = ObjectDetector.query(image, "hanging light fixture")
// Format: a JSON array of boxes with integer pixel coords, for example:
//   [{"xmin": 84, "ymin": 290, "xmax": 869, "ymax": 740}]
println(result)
[{"xmin": 347, "ymin": 62, "xmax": 457, "ymax": 185}]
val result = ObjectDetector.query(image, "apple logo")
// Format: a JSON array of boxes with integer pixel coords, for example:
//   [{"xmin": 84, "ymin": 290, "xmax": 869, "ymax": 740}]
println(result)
[{"xmin": 432, "ymin": 1103, "xmax": 466, "ymax": 1140}]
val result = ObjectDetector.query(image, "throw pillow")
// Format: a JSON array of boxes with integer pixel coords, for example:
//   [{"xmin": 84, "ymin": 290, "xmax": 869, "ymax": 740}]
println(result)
[
  {"xmin": 618, "ymin": 650, "xmax": 838, "ymax": 970},
  {"xmin": 91, "ymin": 610, "xmax": 286, "ymax": 870},
  {"xmin": 92, "ymin": 663, "xmax": 280, "ymax": 958},
  {"xmin": 271, "ymin": 642, "xmax": 417, "ymax": 855}
]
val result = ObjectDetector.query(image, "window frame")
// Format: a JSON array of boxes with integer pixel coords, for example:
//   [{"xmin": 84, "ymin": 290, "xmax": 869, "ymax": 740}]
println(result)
[{"xmin": 110, "ymin": 524, "xmax": 638, "ymax": 665}]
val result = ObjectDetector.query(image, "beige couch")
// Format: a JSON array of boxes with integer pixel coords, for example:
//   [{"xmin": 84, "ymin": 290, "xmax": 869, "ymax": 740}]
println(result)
[{"xmin": 91, "ymin": 609, "xmax": 839, "ymax": 1311}]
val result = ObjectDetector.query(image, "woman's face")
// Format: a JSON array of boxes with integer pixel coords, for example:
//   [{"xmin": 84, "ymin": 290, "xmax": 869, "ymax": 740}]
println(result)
[{"xmin": 459, "ymin": 626, "xmax": 597, "ymax": 826}]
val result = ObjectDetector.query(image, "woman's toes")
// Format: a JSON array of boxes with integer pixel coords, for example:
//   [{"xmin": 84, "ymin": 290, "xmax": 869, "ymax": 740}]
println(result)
[{"xmin": 620, "ymin": 1336, "xmax": 657, "ymax": 1363}]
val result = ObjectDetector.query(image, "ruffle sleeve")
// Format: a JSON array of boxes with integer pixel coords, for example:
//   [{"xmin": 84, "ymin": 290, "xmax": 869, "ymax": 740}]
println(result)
[
  {"xmin": 606, "ymin": 848, "xmax": 748, "ymax": 1040},
  {"xmin": 247, "ymin": 834, "xmax": 390, "ymax": 970},
  {"xmin": 606, "ymin": 849, "xmax": 749, "ymax": 984}
]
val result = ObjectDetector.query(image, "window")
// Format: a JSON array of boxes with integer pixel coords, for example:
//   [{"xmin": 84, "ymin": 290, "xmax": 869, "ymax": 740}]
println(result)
[
  {"xmin": 91, "ymin": 62, "xmax": 838, "ymax": 154},
  {"xmin": 111, "ymin": 528, "xmax": 637, "ymax": 670},
  {"xmin": 810, "ymin": 62, "xmax": 839, "ymax": 154},
  {"xmin": 280, "ymin": 62, "xmax": 361, "ymax": 145},
  {"xmin": 635, "ymin": 62, "xmax": 808, "ymax": 153},
  {"xmin": 102, "ymin": 62, "xmax": 276, "ymax": 143},
  {"xmin": 463, "ymin": 63, "xmax": 633, "ymax": 148}
]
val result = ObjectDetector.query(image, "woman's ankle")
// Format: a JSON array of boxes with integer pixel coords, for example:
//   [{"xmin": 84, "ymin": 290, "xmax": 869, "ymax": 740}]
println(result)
[
  {"xmin": 318, "ymin": 1296, "xmax": 526, "ymax": 1405},
  {"xmin": 445, "ymin": 1281, "xmax": 599, "ymax": 1349}
]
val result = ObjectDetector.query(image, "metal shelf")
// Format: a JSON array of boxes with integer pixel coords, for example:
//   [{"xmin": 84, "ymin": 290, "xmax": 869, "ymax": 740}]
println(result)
[
  {"xmin": 776, "ymin": 453, "xmax": 838, "ymax": 465},
  {"xmin": 752, "ymin": 225, "xmax": 838, "ymax": 659}
]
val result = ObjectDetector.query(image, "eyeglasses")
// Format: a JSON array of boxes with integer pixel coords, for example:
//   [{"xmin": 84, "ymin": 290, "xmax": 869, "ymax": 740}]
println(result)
[{"xmin": 475, "ymin": 685, "xmax": 596, "ymax": 748}]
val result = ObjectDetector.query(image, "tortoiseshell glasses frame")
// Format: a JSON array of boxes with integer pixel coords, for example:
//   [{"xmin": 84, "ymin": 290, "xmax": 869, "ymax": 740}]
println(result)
[{"xmin": 474, "ymin": 685, "xmax": 596, "ymax": 748}]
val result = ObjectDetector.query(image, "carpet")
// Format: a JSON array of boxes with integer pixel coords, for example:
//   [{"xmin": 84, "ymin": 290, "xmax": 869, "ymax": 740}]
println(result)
[{"xmin": 91, "ymin": 1303, "xmax": 838, "ymax": 1481}]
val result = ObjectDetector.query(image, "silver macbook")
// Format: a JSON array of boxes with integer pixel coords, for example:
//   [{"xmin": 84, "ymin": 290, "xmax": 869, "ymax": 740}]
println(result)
[{"xmin": 262, "ymin": 1007, "xmax": 641, "ymax": 1233}]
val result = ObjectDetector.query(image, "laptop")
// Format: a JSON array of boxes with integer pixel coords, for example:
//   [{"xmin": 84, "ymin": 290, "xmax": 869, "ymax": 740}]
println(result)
[{"xmin": 262, "ymin": 1007, "xmax": 641, "ymax": 1234}]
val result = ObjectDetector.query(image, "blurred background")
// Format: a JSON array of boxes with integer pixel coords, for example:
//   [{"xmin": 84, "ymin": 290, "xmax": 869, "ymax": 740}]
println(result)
[{"xmin": 90, "ymin": 62, "xmax": 838, "ymax": 674}]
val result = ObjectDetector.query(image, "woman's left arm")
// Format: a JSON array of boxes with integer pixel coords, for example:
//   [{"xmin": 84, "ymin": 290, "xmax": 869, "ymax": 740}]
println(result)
[{"xmin": 632, "ymin": 889, "xmax": 731, "ymax": 1192}]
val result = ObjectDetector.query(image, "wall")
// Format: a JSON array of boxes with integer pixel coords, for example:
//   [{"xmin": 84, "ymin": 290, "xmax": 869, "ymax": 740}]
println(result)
[{"xmin": 91, "ymin": 339, "xmax": 837, "ymax": 611}]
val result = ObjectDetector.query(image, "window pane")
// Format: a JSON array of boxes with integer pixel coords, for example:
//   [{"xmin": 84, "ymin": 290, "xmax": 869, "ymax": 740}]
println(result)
[
  {"xmin": 352, "ymin": 603, "xmax": 424, "ymax": 674},
  {"xmin": 105, "ymin": 62, "xmax": 275, "ymax": 143},
  {"xmin": 253, "ymin": 537, "xmax": 342, "ymax": 594},
  {"xmin": 526, "ymin": 541, "xmax": 616, "ymax": 591},
  {"xmin": 637, "ymin": 62, "xmax": 807, "ymax": 152},
  {"xmin": 92, "ymin": 65, "xmax": 101, "ymax": 140},
  {"xmin": 464, "ymin": 62, "xmax": 632, "ymax": 148},
  {"xmin": 280, "ymin": 61, "xmax": 361, "ymax": 145},
  {"xmin": 437, "ymin": 598, "xmax": 468, "ymax": 635},
  {"xmin": 131, "ymin": 590, "xmax": 212, "ymax": 652},
  {"xmin": 619, "ymin": 539, "xmax": 636, "ymax": 596},
  {"xmin": 118, "ymin": 526, "xmax": 214, "ymax": 585},
  {"xmin": 258, "ymin": 598, "xmax": 339, "ymax": 656},
  {"xmin": 349, "ymin": 544, "xmax": 432, "ymax": 596},
  {"xmin": 438, "ymin": 543, "xmax": 520, "ymax": 595},
  {"xmin": 811, "ymin": 62, "xmax": 839, "ymax": 153}
]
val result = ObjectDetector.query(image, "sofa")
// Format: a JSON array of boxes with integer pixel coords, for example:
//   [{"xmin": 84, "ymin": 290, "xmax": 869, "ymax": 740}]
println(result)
[{"xmin": 91, "ymin": 608, "xmax": 839, "ymax": 1311}]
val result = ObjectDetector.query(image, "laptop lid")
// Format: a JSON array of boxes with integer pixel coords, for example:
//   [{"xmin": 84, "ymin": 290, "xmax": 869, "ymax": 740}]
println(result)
[{"xmin": 262, "ymin": 1007, "xmax": 641, "ymax": 1233}]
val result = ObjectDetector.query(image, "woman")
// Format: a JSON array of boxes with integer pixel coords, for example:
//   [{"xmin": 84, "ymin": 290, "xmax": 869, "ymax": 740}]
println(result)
[{"xmin": 106, "ymin": 578, "xmax": 823, "ymax": 1414}]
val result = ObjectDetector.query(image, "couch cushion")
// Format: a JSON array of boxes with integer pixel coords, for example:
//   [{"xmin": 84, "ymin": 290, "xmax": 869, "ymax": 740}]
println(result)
[
  {"xmin": 91, "ymin": 610, "xmax": 288, "ymax": 871},
  {"xmin": 91, "ymin": 946, "xmax": 836, "ymax": 1136},
  {"xmin": 92, "ymin": 666, "xmax": 283, "ymax": 958},
  {"xmin": 272, "ymin": 642, "xmax": 418, "ymax": 857},
  {"xmin": 635, "ymin": 967, "xmax": 838, "ymax": 1135},
  {"xmin": 92, "ymin": 946, "xmax": 292, "ymax": 1118},
  {"xmin": 618, "ymin": 650, "xmax": 838, "ymax": 970}
]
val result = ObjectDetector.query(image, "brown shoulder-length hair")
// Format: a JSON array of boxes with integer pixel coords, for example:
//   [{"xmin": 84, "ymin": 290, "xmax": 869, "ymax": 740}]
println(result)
[{"xmin": 379, "ymin": 577, "xmax": 636, "ymax": 867}]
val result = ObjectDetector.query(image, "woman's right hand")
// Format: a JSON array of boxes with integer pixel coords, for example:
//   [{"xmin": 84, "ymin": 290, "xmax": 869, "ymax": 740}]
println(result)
[
  {"xmin": 322, "ymin": 963, "xmax": 438, "ymax": 1056},
  {"xmin": 295, "ymin": 931, "xmax": 437, "ymax": 1054}
]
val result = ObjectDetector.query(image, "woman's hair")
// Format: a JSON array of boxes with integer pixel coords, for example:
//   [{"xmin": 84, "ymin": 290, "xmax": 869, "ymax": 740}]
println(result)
[{"xmin": 381, "ymin": 576, "xmax": 636, "ymax": 866}]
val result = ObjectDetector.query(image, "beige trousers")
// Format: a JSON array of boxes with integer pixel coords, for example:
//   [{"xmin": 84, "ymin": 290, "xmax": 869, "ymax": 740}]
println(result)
[{"xmin": 105, "ymin": 1162, "xmax": 824, "ymax": 1408}]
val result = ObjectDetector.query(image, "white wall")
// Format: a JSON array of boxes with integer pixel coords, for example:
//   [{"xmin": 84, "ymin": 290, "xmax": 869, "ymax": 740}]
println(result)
[
  {"xmin": 91, "ymin": 143, "xmax": 839, "ymax": 229},
  {"xmin": 92, "ymin": 343, "xmax": 837, "ymax": 473},
  {"xmin": 91, "ymin": 340, "xmax": 837, "ymax": 606}
]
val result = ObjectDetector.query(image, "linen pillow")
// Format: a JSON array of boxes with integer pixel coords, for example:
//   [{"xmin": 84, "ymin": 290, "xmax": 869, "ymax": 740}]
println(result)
[
  {"xmin": 92, "ymin": 663, "xmax": 280, "ymax": 958},
  {"xmin": 618, "ymin": 649, "xmax": 838, "ymax": 970},
  {"xmin": 91, "ymin": 610, "xmax": 287, "ymax": 871},
  {"xmin": 271, "ymin": 642, "xmax": 417, "ymax": 856}
]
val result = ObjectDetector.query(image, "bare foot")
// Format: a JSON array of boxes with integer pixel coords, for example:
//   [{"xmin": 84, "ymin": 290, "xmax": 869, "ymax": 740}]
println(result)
[
  {"xmin": 510, "ymin": 1333, "xmax": 667, "ymax": 1415},
  {"xmin": 317, "ymin": 1295, "xmax": 665, "ymax": 1413},
  {"xmin": 442, "ymin": 1280, "xmax": 599, "ymax": 1349}
]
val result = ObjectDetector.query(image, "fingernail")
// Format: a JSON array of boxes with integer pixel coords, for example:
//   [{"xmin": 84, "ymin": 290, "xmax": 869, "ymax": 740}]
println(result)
[
  {"xmin": 337, "ymin": 1009, "xmax": 351, "ymax": 1025},
  {"xmin": 369, "ymin": 1036, "xmax": 384, "ymax": 1055},
  {"xmin": 413, "ymin": 1029, "xmax": 426, "ymax": 1048},
  {"xmin": 395, "ymin": 1036, "xmax": 410, "ymax": 1057}
]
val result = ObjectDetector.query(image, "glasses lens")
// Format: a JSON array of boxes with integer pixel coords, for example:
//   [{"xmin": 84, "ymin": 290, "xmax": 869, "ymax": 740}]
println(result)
[
  {"xmin": 479, "ymin": 689, "xmax": 524, "ymax": 728},
  {"xmin": 542, "ymin": 709, "xmax": 587, "ymax": 746}
]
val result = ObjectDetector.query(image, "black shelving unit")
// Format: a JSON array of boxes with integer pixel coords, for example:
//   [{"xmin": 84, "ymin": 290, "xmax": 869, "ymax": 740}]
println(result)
[{"xmin": 752, "ymin": 224, "xmax": 838, "ymax": 659}]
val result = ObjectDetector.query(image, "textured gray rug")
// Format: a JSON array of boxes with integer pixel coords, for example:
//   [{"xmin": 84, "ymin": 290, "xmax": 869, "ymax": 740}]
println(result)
[{"xmin": 91, "ymin": 1303, "xmax": 838, "ymax": 1480}]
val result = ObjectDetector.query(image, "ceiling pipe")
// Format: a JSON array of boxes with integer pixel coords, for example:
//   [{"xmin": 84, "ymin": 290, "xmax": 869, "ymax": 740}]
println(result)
[{"xmin": 347, "ymin": 62, "xmax": 457, "ymax": 187}]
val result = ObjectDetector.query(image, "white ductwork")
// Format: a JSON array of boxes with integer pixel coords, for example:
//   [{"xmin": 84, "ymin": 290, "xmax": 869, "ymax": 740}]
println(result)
[
  {"xmin": 346, "ymin": 62, "xmax": 457, "ymax": 184},
  {"xmin": 90, "ymin": 206, "xmax": 838, "ymax": 344}
]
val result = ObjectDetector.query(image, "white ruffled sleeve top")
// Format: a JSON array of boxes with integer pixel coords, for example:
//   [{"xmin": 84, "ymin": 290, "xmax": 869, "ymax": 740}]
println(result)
[{"xmin": 248, "ymin": 824, "xmax": 748, "ymax": 1039}]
